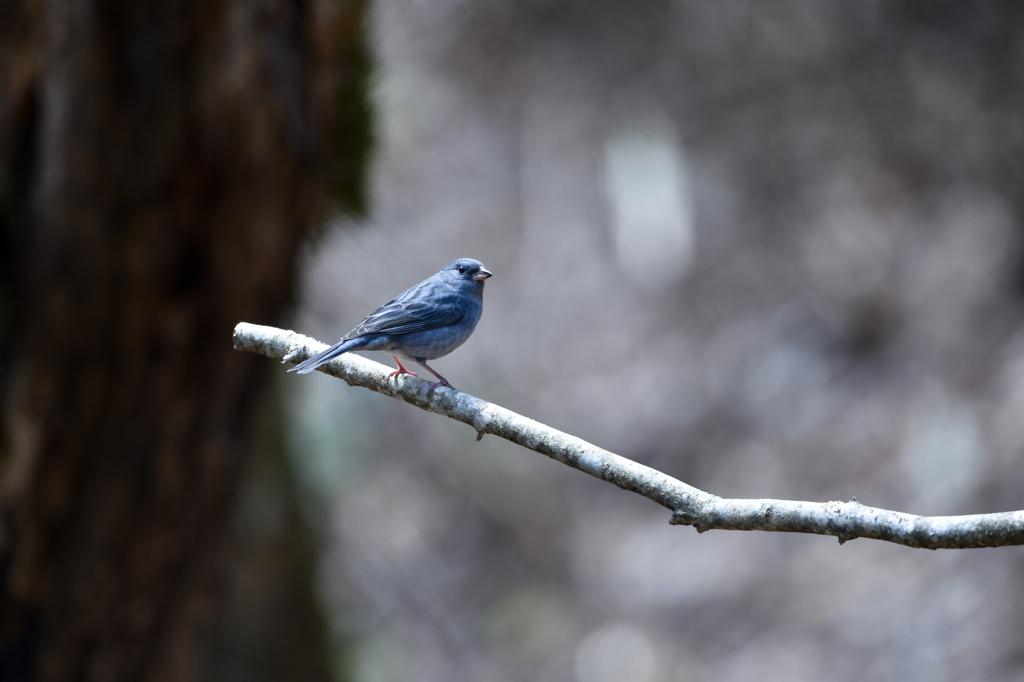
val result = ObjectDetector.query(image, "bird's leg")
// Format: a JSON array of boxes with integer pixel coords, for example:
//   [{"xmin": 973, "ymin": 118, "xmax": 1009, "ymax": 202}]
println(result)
[
  {"xmin": 388, "ymin": 356, "xmax": 418, "ymax": 379},
  {"xmin": 418, "ymin": 360, "xmax": 454, "ymax": 393}
]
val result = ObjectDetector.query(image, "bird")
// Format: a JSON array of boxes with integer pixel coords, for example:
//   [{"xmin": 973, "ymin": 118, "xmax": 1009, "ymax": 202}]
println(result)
[{"xmin": 289, "ymin": 258, "xmax": 492, "ymax": 391}]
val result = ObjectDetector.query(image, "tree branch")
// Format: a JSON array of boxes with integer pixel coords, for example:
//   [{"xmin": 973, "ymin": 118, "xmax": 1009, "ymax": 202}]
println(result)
[{"xmin": 234, "ymin": 322, "xmax": 1024, "ymax": 550}]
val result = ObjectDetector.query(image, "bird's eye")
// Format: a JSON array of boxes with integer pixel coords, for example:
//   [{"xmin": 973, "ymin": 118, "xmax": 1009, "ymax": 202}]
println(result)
[{"xmin": 458, "ymin": 265, "xmax": 466, "ymax": 274}]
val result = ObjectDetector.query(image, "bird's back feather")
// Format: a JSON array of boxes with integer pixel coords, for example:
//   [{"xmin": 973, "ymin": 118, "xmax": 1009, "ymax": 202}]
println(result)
[{"xmin": 344, "ymin": 282, "xmax": 469, "ymax": 339}]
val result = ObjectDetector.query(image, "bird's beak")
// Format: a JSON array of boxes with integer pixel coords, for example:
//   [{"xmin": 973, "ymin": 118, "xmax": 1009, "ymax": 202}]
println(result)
[{"xmin": 473, "ymin": 267, "xmax": 492, "ymax": 281}]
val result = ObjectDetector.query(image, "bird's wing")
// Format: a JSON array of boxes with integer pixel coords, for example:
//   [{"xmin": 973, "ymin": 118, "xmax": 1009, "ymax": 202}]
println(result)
[{"xmin": 344, "ymin": 283, "xmax": 466, "ymax": 338}]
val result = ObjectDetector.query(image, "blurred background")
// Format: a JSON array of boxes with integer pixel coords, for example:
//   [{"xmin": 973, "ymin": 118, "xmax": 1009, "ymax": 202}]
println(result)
[{"xmin": 4, "ymin": 1, "xmax": 1024, "ymax": 681}]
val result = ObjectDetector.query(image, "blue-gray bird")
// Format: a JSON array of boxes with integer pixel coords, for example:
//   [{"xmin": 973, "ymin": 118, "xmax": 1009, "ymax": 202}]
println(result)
[{"xmin": 289, "ymin": 258, "xmax": 492, "ymax": 390}]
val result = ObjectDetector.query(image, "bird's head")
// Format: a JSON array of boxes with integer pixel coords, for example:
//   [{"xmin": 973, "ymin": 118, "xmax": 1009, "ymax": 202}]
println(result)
[{"xmin": 444, "ymin": 258, "xmax": 492, "ymax": 284}]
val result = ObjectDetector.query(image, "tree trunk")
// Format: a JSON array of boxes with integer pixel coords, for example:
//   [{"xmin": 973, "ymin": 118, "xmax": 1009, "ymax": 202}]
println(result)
[{"xmin": 0, "ymin": 1, "xmax": 370, "ymax": 680}]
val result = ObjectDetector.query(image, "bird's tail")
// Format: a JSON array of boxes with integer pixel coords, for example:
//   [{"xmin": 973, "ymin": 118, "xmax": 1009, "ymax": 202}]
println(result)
[{"xmin": 288, "ymin": 338, "xmax": 364, "ymax": 374}]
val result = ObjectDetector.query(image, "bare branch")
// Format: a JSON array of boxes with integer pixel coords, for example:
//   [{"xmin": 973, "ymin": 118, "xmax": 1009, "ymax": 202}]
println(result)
[{"xmin": 234, "ymin": 322, "xmax": 1024, "ymax": 550}]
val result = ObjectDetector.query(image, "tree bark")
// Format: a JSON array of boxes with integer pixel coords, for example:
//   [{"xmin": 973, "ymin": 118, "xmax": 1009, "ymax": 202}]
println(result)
[{"xmin": 0, "ymin": 1, "xmax": 370, "ymax": 680}]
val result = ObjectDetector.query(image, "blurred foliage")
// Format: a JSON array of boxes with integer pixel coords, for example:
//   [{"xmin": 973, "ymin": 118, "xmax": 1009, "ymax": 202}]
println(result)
[
  {"xmin": 289, "ymin": 2, "xmax": 1024, "ymax": 681},
  {"xmin": 207, "ymin": 384, "xmax": 338, "ymax": 682},
  {"xmin": 328, "ymin": 0, "xmax": 375, "ymax": 218}
]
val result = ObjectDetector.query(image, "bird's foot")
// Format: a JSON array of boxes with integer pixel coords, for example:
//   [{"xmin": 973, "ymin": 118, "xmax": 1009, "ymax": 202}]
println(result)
[
  {"xmin": 418, "ymin": 360, "xmax": 454, "ymax": 394},
  {"xmin": 389, "ymin": 356, "xmax": 418, "ymax": 379},
  {"xmin": 426, "ymin": 378, "xmax": 453, "ymax": 395}
]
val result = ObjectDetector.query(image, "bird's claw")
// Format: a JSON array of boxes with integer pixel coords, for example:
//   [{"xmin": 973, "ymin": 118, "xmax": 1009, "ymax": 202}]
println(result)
[
  {"xmin": 389, "ymin": 356, "xmax": 418, "ymax": 380},
  {"xmin": 426, "ymin": 379, "xmax": 453, "ymax": 395}
]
